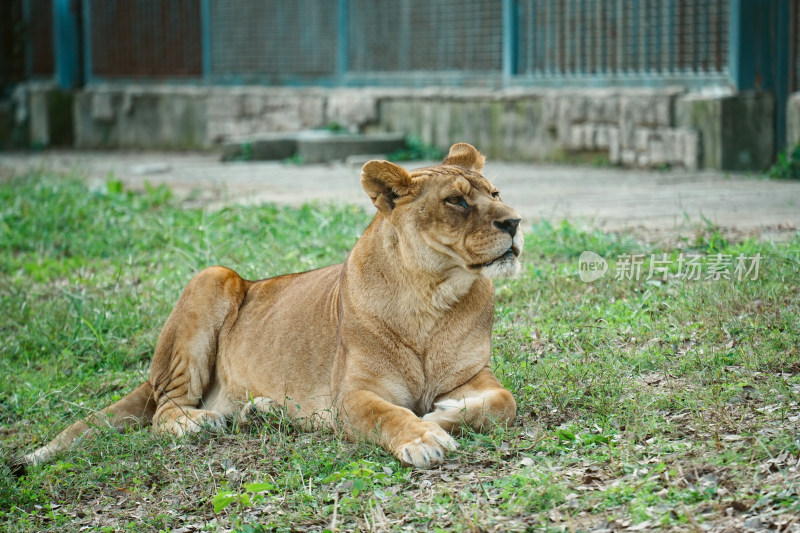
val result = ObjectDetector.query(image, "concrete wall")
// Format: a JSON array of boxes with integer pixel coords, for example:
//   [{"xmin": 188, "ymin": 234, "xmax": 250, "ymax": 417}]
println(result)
[
  {"xmin": 75, "ymin": 86, "xmax": 207, "ymax": 150},
  {"xmin": 9, "ymin": 83, "xmax": 75, "ymax": 148},
  {"xmin": 788, "ymin": 93, "xmax": 800, "ymax": 148},
  {"xmin": 21, "ymin": 83, "xmax": 783, "ymax": 171},
  {"xmin": 378, "ymin": 88, "xmax": 701, "ymax": 169},
  {"xmin": 677, "ymin": 91, "xmax": 775, "ymax": 171}
]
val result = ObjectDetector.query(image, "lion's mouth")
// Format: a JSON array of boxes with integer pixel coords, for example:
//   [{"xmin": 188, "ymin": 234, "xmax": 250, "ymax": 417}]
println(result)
[{"xmin": 470, "ymin": 245, "xmax": 520, "ymax": 269}]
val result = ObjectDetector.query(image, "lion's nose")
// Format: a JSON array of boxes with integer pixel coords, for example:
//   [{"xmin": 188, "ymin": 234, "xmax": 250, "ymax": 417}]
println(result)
[{"xmin": 493, "ymin": 218, "xmax": 521, "ymax": 237}]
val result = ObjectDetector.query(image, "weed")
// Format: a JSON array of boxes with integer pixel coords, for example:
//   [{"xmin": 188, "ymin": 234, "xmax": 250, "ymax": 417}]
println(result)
[
  {"xmin": 324, "ymin": 122, "xmax": 345, "ymax": 132},
  {"xmin": 283, "ymin": 153, "xmax": 304, "ymax": 165},
  {"xmin": 767, "ymin": 142, "xmax": 800, "ymax": 180},
  {"xmin": 388, "ymin": 136, "xmax": 444, "ymax": 161},
  {"xmin": 225, "ymin": 142, "xmax": 253, "ymax": 162}
]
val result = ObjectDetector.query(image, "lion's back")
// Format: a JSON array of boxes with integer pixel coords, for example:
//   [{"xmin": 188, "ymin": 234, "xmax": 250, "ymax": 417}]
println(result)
[{"xmin": 216, "ymin": 263, "xmax": 344, "ymax": 416}]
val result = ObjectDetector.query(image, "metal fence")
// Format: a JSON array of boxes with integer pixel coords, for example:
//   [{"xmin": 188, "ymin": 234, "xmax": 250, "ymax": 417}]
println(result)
[
  {"xmin": 70, "ymin": 0, "xmax": 737, "ymax": 88},
  {"xmin": 0, "ymin": 1, "xmax": 26, "ymax": 95},
  {"xmin": 347, "ymin": 0, "xmax": 503, "ymax": 73},
  {"xmin": 27, "ymin": 0, "xmax": 55, "ymax": 77},
  {"xmin": 209, "ymin": 0, "xmax": 337, "ymax": 83},
  {"xmin": 8, "ymin": 0, "xmax": 794, "ymax": 92},
  {"xmin": 517, "ymin": 0, "xmax": 729, "ymax": 85},
  {"xmin": 87, "ymin": 0, "xmax": 201, "ymax": 79}
]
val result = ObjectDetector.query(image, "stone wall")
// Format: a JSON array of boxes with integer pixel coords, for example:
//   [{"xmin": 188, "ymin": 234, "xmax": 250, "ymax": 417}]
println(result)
[
  {"xmin": 21, "ymin": 83, "xmax": 782, "ymax": 171},
  {"xmin": 379, "ymin": 88, "xmax": 701, "ymax": 169},
  {"xmin": 71, "ymin": 85, "xmax": 396, "ymax": 149}
]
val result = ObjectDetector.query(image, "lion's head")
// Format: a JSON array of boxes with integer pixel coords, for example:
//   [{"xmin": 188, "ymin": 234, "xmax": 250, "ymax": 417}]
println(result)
[{"xmin": 361, "ymin": 143, "xmax": 523, "ymax": 280}]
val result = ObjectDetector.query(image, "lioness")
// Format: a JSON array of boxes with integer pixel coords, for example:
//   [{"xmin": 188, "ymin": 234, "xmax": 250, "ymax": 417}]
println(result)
[{"xmin": 19, "ymin": 143, "xmax": 522, "ymax": 469}]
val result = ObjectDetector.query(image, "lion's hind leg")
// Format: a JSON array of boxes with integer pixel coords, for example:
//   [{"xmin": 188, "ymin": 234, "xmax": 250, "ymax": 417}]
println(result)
[
  {"xmin": 234, "ymin": 396, "xmax": 276, "ymax": 430},
  {"xmin": 148, "ymin": 266, "xmax": 248, "ymax": 438},
  {"xmin": 156, "ymin": 408, "xmax": 228, "ymax": 437}
]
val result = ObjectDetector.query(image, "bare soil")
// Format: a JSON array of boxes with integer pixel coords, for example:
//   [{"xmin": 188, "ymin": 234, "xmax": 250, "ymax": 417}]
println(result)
[{"xmin": 2, "ymin": 150, "xmax": 798, "ymax": 244}]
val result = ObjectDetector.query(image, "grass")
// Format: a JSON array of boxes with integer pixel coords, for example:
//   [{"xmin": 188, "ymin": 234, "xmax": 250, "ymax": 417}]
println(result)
[{"xmin": 1, "ymin": 172, "xmax": 799, "ymax": 532}]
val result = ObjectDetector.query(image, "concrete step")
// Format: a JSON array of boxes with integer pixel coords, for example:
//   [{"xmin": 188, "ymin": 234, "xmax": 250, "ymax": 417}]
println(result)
[
  {"xmin": 222, "ymin": 131, "xmax": 406, "ymax": 163},
  {"xmin": 221, "ymin": 133, "xmax": 298, "ymax": 162}
]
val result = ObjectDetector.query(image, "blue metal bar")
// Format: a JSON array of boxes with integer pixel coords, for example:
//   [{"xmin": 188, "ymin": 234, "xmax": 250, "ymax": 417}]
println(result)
[
  {"xmin": 565, "ymin": 0, "xmax": 572, "ymax": 74},
  {"xmin": 85, "ymin": 68, "xmax": 735, "ymax": 90},
  {"xmin": 727, "ymin": 0, "xmax": 742, "ymax": 87},
  {"xmin": 639, "ymin": 1, "xmax": 645, "ymax": 72},
  {"xmin": 630, "ymin": 0, "xmax": 638, "ymax": 72},
  {"xmin": 509, "ymin": 70, "xmax": 731, "ymax": 89},
  {"xmin": 728, "ymin": 0, "xmax": 775, "ymax": 90},
  {"xmin": 571, "ymin": 0, "xmax": 579, "ymax": 74},
  {"xmin": 201, "ymin": 0, "xmax": 211, "ymax": 83},
  {"xmin": 398, "ymin": 0, "xmax": 410, "ymax": 72},
  {"xmin": 698, "ymin": 1, "xmax": 707, "ymax": 72},
  {"xmin": 502, "ymin": 0, "xmax": 518, "ymax": 86},
  {"xmin": 654, "ymin": 0, "xmax": 662, "ymax": 73},
  {"xmin": 337, "ymin": 0, "xmax": 349, "ymax": 85},
  {"xmin": 598, "ymin": 1, "xmax": 606, "ymax": 73},
  {"xmin": 555, "ymin": 0, "xmax": 560, "ymax": 74},
  {"xmin": 81, "ymin": 0, "xmax": 92, "ymax": 85},
  {"xmin": 594, "ymin": 0, "xmax": 601, "ymax": 74},
  {"xmin": 667, "ymin": 0, "xmax": 675, "ymax": 72},
  {"xmin": 53, "ymin": 0, "xmax": 80, "ymax": 88},
  {"xmin": 536, "ymin": 0, "xmax": 544, "ymax": 74},
  {"xmin": 616, "ymin": 0, "xmax": 624, "ymax": 73}
]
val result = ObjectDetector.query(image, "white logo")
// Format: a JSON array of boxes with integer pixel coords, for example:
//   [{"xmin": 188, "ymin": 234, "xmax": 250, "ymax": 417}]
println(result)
[{"xmin": 579, "ymin": 251, "xmax": 608, "ymax": 282}]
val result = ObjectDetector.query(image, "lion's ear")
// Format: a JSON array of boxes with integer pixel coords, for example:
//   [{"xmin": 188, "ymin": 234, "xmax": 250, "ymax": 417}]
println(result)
[
  {"xmin": 361, "ymin": 160, "xmax": 413, "ymax": 213},
  {"xmin": 443, "ymin": 143, "xmax": 486, "ymax": 172}
]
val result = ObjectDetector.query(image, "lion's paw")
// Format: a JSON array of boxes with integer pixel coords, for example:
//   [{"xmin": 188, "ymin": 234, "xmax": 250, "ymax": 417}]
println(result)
[
  {"xmin": 421, "ymin": 398, "xmax": 465, "ymax": 423},
  {"xmin": 396, "ymin": 424, "xmax": 458, "ymax": 468}
]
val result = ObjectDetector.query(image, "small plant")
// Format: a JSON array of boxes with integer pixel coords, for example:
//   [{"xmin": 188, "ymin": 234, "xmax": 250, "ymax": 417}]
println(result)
[
  {"xmin": 225, "ymin": 142, "xmax": 253, "ymax": 162},
  {"xmin": 324, "ymin": 122, "xmax": 346, "ymax": 132},
  {"xmin": 283, "ymin": 153, "xmax": 304, "ymax": 165},
  {"xmin": 211, "ymin": 482, "xmax": 275, "ymax": 531},
  {"xmin": 322, "ymin": 459, "xmax": 395, "ymax": 496},
  {"xmin": 767, "ymin": 142, "xmax": 800, "ymax": 180},
  {"xmin": 694, "ymin": 215, "xmax": 728, "ymax": 253},
  {"xmin": 212, "ymin": 482, "xmax": 276, "ymax": 514},
  {"xmin": 388, "ymin": 136, "xmax": 444, "ymax": 161}
]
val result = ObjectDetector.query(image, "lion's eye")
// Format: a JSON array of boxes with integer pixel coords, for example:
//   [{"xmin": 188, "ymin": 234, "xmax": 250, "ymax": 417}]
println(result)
[
  {"xmin": 445, "ymin": 196, "xmax": 469, "ymax": 209},
  {"xmin": 491, "ymin": 191, "xmax": 500, "ymax": 199}
]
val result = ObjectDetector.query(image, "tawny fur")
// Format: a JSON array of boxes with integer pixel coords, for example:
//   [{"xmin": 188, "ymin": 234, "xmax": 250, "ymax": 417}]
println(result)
[{"xmin": 20, "ymin": 143, "xmax": 523, "ymax": 469}]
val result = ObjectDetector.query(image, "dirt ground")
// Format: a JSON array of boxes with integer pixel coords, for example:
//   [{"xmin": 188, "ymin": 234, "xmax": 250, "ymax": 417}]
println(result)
[{"xmin": 2, "ymin": 150, "xmax": 798, "ymax": 243}]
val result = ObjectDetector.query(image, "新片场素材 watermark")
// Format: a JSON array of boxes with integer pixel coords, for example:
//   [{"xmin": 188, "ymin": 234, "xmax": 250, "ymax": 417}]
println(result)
[{"xmin": 578, "ymin": 252, "xmax": 761, "ymax": 282}]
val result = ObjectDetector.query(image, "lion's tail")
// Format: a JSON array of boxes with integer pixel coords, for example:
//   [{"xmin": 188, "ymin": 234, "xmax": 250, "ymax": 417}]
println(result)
[{"xmin": 14, "ymin": 382, "xmax": 157, "ymax": 474}]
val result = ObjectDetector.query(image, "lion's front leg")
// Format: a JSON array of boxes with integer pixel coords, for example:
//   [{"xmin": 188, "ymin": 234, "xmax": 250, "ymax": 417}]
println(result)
[
  {"xmin": 422, "ymin": 367, "xmax": 516, "ymax": 434},
  {"xmin": 339, "ymin": 390, "xmax": 458, "ymax": 468}
]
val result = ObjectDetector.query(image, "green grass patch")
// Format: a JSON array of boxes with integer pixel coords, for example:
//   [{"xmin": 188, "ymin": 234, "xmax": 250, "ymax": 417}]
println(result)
[{"xmin": 1, "ymin": 172, "xmax": 799, "ymax": 531}]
